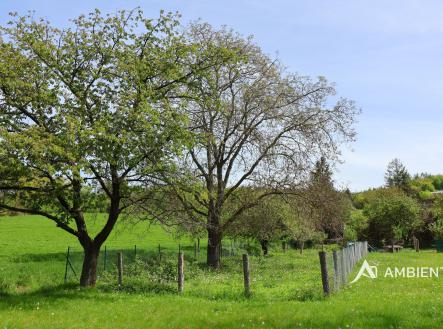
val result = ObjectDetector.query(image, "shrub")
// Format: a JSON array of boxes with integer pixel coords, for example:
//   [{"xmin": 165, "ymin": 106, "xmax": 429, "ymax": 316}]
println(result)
[
  {"xmin": 430, "ymin": 218, "xmax": 443, "ymax": 240},
  {"xmin": 418, "ymin": 190, "xmax": 434, "ymax": 201},
  {"xmin": 433, "ymin": 176, "xmax": 443, "ymax": 190},
  {"xmin": 363, "ymin": 188, "xmax": 421, "ymax": 246}
]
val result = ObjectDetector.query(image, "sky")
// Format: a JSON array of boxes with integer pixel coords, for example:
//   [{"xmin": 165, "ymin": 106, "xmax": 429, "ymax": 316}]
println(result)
[{"xmin": 1, "ymin": 0, "xmax": 442, "ymax": 191}]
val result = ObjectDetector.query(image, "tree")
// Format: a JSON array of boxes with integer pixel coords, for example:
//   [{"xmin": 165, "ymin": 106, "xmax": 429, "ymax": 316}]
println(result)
[
  {"xmin": 165, "ymin": 23, "xmax": 359, "ymax": 268},
  {"xmin": 305, "ymin": 157, "xmax": 351, "ymax": 239},
  {"xmin": 0, "ymin": 9, "xmax": 194, "ymax": 287},
  {"xmin": 385, "ymin": 159, "xmax": 411, "ymax": 192},
  {"xmin": 225, "ymin": 192, "xmax": 291, "ymax": 255},
  {"xmin": 363, "ymin": 188, "xmax": 421, "ymax": 246}
]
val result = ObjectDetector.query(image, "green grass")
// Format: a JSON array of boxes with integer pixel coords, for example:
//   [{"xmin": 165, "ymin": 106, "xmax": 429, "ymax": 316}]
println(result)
[{"xmin": 1, "ymin": 215, "xmax": 443, "ymax": 328}]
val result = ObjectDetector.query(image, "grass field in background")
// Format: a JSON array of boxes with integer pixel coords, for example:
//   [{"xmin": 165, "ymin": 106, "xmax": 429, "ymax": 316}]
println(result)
[{"xmin": 1, "ymin": 215, "xmax": 443, "ymax": 328}]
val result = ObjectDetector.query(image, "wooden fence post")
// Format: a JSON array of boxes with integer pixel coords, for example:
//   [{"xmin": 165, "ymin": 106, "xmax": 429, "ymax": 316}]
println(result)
[
  {"xmin": 413, "ymin": 236, "xmax": 420, "ymax": 252},
  {"xmin": 103, "ymin": 246, "xmax": 107, "ymax": 272},
  {"xmin": 178, "ymin": 252, "xmax": 184, "ymax": 293},
  {"xmin": 332, "ymin": 250, "xmax": 340, "ymax": 291},
  {"xmin": 340, "ymin": 249, "xmax": 346, "ymax": 285},
  {"xmin": 117, "ymin": 252, "xmax": 123, "ymax": 287},
  {"xmin": 242, "ymin": 254, "xmax": 251, "ymax": 297},
  {"xmin": 319, "ymin": 251, "xmax": 330, "ymax": 296},
  {"xmin": 194, "ymin": 242, "xmax": 197, "ymax": 260}
]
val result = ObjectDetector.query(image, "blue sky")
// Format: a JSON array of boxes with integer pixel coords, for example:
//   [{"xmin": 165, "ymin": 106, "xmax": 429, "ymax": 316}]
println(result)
[{"xmin": 1, "ymin": 0, "xmax": 442, "ymax": 191}]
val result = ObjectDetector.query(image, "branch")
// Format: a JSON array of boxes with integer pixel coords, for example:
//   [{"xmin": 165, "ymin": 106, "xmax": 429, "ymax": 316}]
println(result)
[{"xmin": 0, "ymin": 203, "xmax": 78, "ymax": 237}]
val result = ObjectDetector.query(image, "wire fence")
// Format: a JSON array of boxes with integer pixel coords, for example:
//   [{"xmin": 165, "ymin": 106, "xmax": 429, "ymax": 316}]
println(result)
[
  {"xmin": 63, "ymin": 240, "xmax": 369, "ymax": 298},
  {"xmin": 63, "ymin": 239, "xmax": 250, "ymax": 283},
  {"xmin": 319, "ymin": 241, "xmax": 368, "ymax": 295}
]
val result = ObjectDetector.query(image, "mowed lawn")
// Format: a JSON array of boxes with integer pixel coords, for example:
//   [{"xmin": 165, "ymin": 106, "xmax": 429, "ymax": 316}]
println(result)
[{"xmin": 1, "ymin": 215, "xmax": 443, "ymax": 328}]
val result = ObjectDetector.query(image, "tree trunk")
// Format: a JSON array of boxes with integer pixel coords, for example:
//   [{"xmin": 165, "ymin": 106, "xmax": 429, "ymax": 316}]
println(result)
[
  {"xmin": 260, "ymin": 239, "xmax": 269, "ymax": 255},
  {"xmin": 207, "ymin": 228, "xmax": 222, "ymax": 268},
  {"xmin": 80, "ymin": 245, "xmax": 100, "ymax": 287}
]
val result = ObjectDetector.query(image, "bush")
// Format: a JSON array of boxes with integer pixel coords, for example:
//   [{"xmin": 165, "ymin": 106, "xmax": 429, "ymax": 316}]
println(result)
[
  {"xmin": 433, "ymin": 176, "xmax": 443, "ymax": 190},
  {"xmin": 430, "ymin": 218, "xmax": 443, "ymax": 240},
  {"xmin": 418, "ymin": 190, "xmax": 434, "ymax": 201},
  {"xmin": 362, "ymin": 188, "xmax": 421, "ymax": 246}
]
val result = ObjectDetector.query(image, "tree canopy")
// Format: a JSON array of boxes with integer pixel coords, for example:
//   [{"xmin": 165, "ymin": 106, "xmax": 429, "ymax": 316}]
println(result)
[
  {"xmin": 162, "ymin": 23, "xmax": 359, "ymax": 267},
  {"xmin": 0, "ymin": 9, "xmax": 195, "ymax": 286}
]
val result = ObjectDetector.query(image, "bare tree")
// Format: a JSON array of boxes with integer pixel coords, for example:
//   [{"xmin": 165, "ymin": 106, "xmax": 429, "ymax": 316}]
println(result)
[{"xmin": 162, "ymin": 23, "xmax": 359, "ymax": 268}]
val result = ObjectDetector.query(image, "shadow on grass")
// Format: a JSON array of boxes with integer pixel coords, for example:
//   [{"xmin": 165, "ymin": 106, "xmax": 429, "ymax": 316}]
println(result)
[
  {"xmin": 11, "ymin": 252, "xmax": 67, "ymax": 263},
  {"xmin": 0, "ymin": 283, "xmax": 119, "ymax": 310}
]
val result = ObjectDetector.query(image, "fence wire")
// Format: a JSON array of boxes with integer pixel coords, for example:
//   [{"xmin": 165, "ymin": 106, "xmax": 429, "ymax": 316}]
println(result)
[{"xmin": 332, "ymin": 241, "xmax": 368, "ymax": 292}]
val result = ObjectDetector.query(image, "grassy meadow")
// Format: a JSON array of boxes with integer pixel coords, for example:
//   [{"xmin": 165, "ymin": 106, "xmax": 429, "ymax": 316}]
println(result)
[{"xmin": 1, "ymin": 215, "xmax": 443, "ymax": 328}]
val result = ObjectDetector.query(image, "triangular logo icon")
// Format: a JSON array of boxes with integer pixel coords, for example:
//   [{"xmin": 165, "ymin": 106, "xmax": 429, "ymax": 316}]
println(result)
[{"xmin": 350, "ymin": 260, "xmax": 378, "ymax": 284}]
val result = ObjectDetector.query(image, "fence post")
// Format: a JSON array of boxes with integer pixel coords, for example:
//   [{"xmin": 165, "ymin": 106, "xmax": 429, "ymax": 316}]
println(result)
[
  {"xmin": 319, "ymin": 251, "xmax": 330, "ymax": 296},
  {"xmin": 178, "ymin": 252, "xmax": 184, "ymax": 293},
  {"xmin": 134, "ymin": 245, "xmax": 137, "ymax": 260},
  {"xmin": 64, "ymin": 247, "xmax": 70, "ymax": 284},
  {"xmin": 354, "ymin": 244, "xmax": 357, "ymax": 264},
  {"xmin": 340, "ymin": 249, "xmax": 346, "ymax": 285},
  {"xmin": 194, "ymin": 242, "xmax": 197, "ymax": 260},
  {"xmin": 117, "ymin": 252, "xmax": 123, "ymax": 287},
  {"xmin": 413, "ymin": 237, "xmax": 420, "ymax": 252},
  {"xmin": 103, "ymin": 246, "xmax": 107, "ymax": 272},
  {"xmin": 242, "ymin": 254, "xmax": 251, "ymax": 297},
  {"xmin": 332, "ymin": 250, "xmax": 340, "ymax": 291},
  {"xmin": 158, "ymin": 244, "xmax": 161, "ymax": 262}
]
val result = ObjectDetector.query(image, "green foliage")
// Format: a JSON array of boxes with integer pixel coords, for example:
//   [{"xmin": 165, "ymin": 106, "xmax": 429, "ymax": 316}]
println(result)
[
  {"xmin": 362, "ymin": 188, "xmax": 421, "ymax": 245},
  {"xmin": 432, "ymin": 175, "xmax": 443, "ymax": 190},
  {"xmin": 411, "ymin": 178, "xmax": 436, "ymax": 193},
  {"xmin": 429, "ymin": 218, "xmax": 443, "ymax": 239},
  {"xmin": 305, "ymin": 157, "xmax": 353, "ymax": 239},
  {"xmin": 225, "ymin": 192, "xmax": 293, "ymax": 244},
  {"xmin": 344, "ymin": 210, "xmax": 368, "ymax": 241},
  {"xmin": 429, "ymin": 196, "xmax": 443, "ymax": 239},
  {"xmin": 0, "ymin": 10, "xmax": 197, "ymax": 285},
  {"xmin": 418, "ymin": 190, "xmax": 434, "ymax": 201},
  {"xmin": 409, "ymin": 175, "xmax": 443, "ymax": 200}
]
